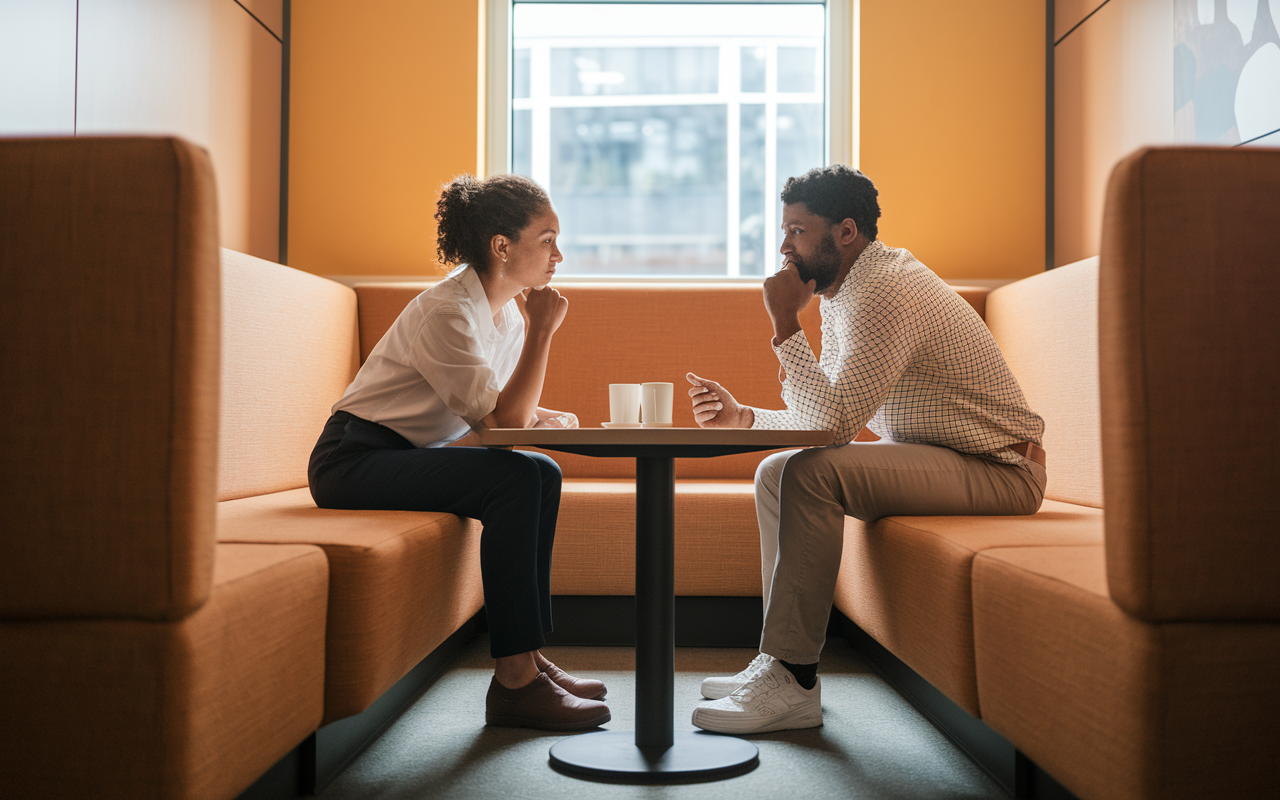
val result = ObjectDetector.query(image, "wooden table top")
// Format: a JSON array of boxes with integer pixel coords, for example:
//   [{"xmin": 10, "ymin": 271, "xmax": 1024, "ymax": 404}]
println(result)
[{"xmin": 477, "ymin": 426, "xmax": 833, "ymax": 458}]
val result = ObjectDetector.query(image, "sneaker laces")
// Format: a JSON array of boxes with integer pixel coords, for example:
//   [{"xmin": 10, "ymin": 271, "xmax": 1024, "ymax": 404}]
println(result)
[{"xmin": 737, "ymin": 653, "xmax": 774, "ymax": 682}]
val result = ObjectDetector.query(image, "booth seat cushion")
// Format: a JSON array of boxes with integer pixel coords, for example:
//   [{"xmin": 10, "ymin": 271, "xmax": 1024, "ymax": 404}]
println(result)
[
  {"xmin": 219, "ymin": 249, "xmax": 359, "ymax": 501},
  {"xmin": 0, "ymin": 542, "xmax": 328, "ymax": 800},
  {"xmin": 972, "ymin": 545, "xmax": 1280, "ymax": 800},
  {"xmin": 552, "ymin": 479, "xmax": 762, "ymax": 596},
  {"xmin": 217, "ymin": 488, "xmax": 484, "ymax": 724},
  {"xmin": 987, "ymin": 257, "xmax": 1101, "ymax": 508},
  {"xmin": 832, "ymin": 500, "xmax": 1104, "ymax": 717}
]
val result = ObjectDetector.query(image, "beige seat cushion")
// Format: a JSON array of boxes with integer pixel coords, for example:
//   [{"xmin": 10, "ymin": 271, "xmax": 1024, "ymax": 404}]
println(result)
[
  {"xmin": 219, "ymin": 249, "xmax": 359, "ymax": 501},
  {"xmin": 987, "ymin": 257, "xmax": 1101, "ymax": 508},
  {"xmin": 217, "ymin": 488, "xmax": 484, "ymax": 723},
  {"xmin": 833, "ymin": 499, "xmax": 1104, "ymax": 716},
  {"xmin": 0, "ymin": 543, "xmax": 328, "ymax": 800},
  {"xmin": 973, "ymin": 545, "xmax": 1280, "ymax": 800},
  {"xmin": 553, "ymin": 480, "xmax": 762, "ymax": 596}
]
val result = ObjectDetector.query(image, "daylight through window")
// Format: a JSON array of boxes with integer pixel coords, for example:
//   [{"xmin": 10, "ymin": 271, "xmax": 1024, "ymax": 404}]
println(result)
[{"xmin": 511, "ymin": 2, "xmax": 827, "ymax": 277}]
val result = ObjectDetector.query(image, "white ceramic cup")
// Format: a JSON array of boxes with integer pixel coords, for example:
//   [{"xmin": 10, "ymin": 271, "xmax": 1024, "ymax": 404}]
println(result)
[
  {"xmin": 608, "ymin": 383, "xmax": 642, "ymax": 424},
  {"xmin": 641, "ymin": 382, "xmax": 674, "ymax": 425}
]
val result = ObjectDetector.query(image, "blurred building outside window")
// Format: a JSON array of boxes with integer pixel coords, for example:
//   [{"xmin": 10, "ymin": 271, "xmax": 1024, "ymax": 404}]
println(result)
[{"xmin": 510, "ymin": 2, "xmax": 828, "ymax": 278}]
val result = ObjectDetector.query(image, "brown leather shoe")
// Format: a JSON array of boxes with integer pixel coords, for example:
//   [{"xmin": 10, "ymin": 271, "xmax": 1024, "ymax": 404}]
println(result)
[
  {"xmin": 541, "ymin": 661, "xmax": 607, "ymax": 700},
  {"xmin": 485, "ymin": 673, "xmax": 611, "ymax": 731}
]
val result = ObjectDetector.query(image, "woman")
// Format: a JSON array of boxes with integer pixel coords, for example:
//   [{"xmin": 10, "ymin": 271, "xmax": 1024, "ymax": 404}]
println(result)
[{"xmin": 308, "ymin": 173, "xmax": 609, "ymax": 731}]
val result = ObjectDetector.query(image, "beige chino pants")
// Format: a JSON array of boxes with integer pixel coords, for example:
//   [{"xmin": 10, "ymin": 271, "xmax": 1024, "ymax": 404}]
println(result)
[{"xmin": 755, "ymin": 440, "xmax": 1047, "ymax": 664}]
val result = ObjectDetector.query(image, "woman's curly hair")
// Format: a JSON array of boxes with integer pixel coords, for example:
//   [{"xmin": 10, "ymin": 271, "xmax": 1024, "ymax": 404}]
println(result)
[
  {"xmin": 780, "ymin": 164, "xmax": 880, "ymax": 241},
  {"xmin": 435, "ymin": 173, "xmax": 551, "ymax": 271}
]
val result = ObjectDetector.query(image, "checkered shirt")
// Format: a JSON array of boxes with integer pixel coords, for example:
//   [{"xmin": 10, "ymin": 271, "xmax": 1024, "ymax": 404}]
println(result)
[{"xmin": 751, "ymin": 240, "xmax": 1045, "ymax": 465}]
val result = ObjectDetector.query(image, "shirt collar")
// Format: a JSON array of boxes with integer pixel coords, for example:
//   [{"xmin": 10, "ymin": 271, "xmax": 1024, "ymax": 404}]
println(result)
[
  {"xmin": 827, "ymin": 239, "xmax": 886, "ymax": 305},
  {"xmin": 456, "ymin": 264, "xmax": 499, "ymax": 340}
]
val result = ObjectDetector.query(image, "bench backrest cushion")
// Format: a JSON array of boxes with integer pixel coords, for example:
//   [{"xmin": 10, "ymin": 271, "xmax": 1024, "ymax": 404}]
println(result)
[
  {"xmin": 354, "ymin": 282, "xmax": 987, "ymax": 479},
  {"xmin": 987, "ymin": 258, "xmax": 1102, "ymax": 508},
  {"xmin": 218, "ymin": 250, "xmax": 359, "ymax": 500},
  {"xmin": 0, "ymin": 137, "xmax": 219, "ymax": 621},
  {"xmin": 1100, "ymin": 146, "xmax": 1280, "ymax": 621}
]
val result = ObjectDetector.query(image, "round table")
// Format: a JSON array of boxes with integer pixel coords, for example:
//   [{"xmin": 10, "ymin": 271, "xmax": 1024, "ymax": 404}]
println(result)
[{"xmin": 479, "ymin": 426, "xmax": 833, "ymax": 783}]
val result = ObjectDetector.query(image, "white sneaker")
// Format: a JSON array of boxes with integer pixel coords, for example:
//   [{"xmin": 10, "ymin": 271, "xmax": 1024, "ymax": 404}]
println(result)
[
  {"xmin": 700, "ymin": 653, "xmax": 775, "ymax": 700},
  {"xmin": 692, "ymin": 660, "xmax": 822, "ymax": 734}
]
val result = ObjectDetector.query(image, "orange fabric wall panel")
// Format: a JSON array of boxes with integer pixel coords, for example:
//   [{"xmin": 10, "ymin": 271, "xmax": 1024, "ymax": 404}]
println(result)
[
  {"xmin": 289, "ymin": 0, "xmax": 479, "ymax": 277},
  {"xmin": 860, "ymin": 0, "xmax": 1045, "ymax": 280}
]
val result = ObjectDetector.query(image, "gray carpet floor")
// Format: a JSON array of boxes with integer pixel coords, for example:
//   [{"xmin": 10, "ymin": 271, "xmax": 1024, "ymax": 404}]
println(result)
[{"xmin": 318, "ymin": 635, "xmax": 1007, "ymax": 799}]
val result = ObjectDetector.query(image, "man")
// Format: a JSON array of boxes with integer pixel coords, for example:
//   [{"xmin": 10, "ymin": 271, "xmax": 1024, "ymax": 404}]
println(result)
[{"xmin": 686, "ymin": 165, "xmax": 1046, "ymax": 735}]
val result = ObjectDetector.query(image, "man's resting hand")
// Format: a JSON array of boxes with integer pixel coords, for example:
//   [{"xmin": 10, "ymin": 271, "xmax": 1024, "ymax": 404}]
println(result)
[{"xmin": 687, "ymin": 373, "xmax": 754, "ymax": 428}]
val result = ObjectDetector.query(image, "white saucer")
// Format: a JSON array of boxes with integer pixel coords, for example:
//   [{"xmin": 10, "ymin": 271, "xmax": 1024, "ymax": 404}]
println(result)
[
  {"xmin": 642, "ymin": 422, "xmax": 674, "ymax": 428},
  {"xmin": 601, "ymin": 422, "xmax": 642, "ymax": 428}
]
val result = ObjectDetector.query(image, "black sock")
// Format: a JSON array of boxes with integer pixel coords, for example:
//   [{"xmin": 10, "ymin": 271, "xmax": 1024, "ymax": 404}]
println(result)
[{"xmin": 779, "ymin": 659, "xmax": 818, "ymax": 690}]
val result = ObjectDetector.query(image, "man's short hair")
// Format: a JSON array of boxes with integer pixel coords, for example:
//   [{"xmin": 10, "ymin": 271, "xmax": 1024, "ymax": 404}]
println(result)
[{"xmin": 780, "ymin": 164, "xmax": 880, "ymax": 241}]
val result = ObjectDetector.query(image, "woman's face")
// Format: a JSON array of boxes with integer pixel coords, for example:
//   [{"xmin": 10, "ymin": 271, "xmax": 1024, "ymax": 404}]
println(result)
[{"xmin": 502, "ymin": 207, "xmax": 562, "ymax": 289}]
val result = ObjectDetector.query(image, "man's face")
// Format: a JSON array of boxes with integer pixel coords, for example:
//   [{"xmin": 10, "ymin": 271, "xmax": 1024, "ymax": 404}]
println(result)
[{"xmin": 780, "ymin": 203, "xmax": 843, "ymax": 294}]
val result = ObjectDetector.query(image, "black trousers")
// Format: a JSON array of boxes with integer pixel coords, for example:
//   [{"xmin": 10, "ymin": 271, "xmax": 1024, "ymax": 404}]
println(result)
[{"xmin": 308, "ymin": 411, "xmax": 561, "ymax": 658}]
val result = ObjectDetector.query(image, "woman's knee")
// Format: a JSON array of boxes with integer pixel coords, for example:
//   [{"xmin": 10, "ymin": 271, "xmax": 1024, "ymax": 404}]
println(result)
[
  {"xmin": 519, "ymin": 450, "xmax": 563, "ymax": 488},
  {"xmin": 486, "ymin": 450, "xmax": 561, "ymax": 504}
]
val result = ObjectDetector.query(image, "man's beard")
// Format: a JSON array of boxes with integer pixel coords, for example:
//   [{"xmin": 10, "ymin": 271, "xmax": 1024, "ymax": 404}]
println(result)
[{"xmin": 790, "ymin": 232, "xmax": 842, "ymax": 294}]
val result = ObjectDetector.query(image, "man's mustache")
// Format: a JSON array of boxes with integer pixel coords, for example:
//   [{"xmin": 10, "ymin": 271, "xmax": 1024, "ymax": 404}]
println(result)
[{"xmin": 785, "ymin": 256, "xmax": 814, "ymax": 280}]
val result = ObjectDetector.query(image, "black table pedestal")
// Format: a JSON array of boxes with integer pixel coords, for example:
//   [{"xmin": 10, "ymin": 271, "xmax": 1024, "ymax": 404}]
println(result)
[
  {"xmin": 549, "ymin": 730, "xmax": 759, "ymax": 782},
  {"xmin": 547, "ymin": 455, "xmax": 758, "ymax": 782}
]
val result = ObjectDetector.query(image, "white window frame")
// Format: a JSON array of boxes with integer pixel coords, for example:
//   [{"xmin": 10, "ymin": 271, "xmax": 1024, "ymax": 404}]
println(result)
[{"xmin": 480, "ymin": 0, "xmax": 858, "ymax": 278}]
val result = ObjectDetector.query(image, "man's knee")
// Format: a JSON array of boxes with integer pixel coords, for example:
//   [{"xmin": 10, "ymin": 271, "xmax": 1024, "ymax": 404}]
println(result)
[
  {"xmin": 780, "ymin": 447, "xmax": 835, "ymax": 487},
  {"xmin": 755, "ymin": 449, "xmax": 795, "ymax": 493}
]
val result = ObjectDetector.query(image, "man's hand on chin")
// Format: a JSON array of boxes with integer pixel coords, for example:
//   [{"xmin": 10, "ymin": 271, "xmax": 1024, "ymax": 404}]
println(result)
[
  {"xmin": 686, "ymin": 373, "xmax": 754, "ymax": 428},
  {"xmin": 763, "ymin": 261, "xmax": 814, "ymax": 345}
]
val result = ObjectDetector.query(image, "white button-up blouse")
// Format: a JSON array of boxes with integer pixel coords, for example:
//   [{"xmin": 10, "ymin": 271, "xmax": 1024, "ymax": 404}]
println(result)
[{"xmin": 332, "ymin": 265, "xmax": 523, "ymax": 448}]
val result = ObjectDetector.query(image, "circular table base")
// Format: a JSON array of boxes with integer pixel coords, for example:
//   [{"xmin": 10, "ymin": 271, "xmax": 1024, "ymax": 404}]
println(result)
[{"xmin": 549, "ymin": 731, "xmax": 758, "ymax": 783}]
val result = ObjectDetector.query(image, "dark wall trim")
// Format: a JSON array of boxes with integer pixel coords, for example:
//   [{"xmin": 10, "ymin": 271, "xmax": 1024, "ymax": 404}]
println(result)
[
  {"xmin": 1238, "ymin": 126, "xmax": 1280, "ymax": 146},
  {"xmin": 234, "ymin": 0, "xmax": 283, "ymax": 43},
  {"xmin": 1046, "ymin": 0, "xmax": 1055, "ymax": 270},
  {"xmin": 1054, "ymin": 0, "xmax": 1110, "ymax": 47},
  {"xmin": 279, "ymin": 0, "xmax": 291, "ymax": 265}
]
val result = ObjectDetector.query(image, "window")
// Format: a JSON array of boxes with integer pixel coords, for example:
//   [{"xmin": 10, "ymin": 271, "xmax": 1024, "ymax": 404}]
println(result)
[{"xmin": 488, "ymin": 1, "xmax": 855, "ymax": 278}]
